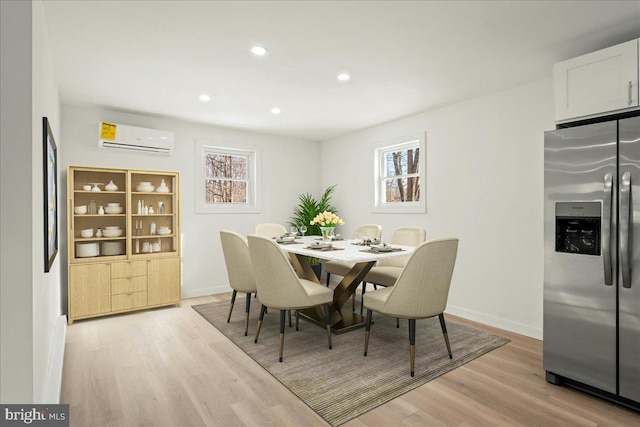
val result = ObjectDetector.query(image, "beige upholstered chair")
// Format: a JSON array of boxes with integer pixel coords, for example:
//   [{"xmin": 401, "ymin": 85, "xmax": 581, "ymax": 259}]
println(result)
[
  {"xmin": 360, "ymin": 226, "xmax": 427, "ymax": 313},
  {"xmin": 220, "ymin": 231, "xmax": 258, "ymax": 336},
  {"xmin": 363, "ymin": 238, "xmax": 459, "ymax": 377},
  {"xmin": 325, "ymin": 224, "xmax": 383, "ymax": 286},
  {"xmin": 247, "ymin": 234, "xmax": 334, "ymax": 362},
  {"xmin": 254, "ymin": 223, "xmax": 288, "ymax": 238}
]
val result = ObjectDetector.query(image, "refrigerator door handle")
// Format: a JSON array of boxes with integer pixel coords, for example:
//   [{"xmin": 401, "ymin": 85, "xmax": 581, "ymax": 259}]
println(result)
[
  {"xmin": 603, "ymin": 173, "xmax": 613, "ymax": 286},
  {"xmin": 620, "ymin": 171, "xmax": 631, "ymax": 288}
]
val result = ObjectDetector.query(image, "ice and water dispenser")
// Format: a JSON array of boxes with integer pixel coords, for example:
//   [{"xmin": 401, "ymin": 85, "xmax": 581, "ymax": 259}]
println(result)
[{"xmin": 555, "ymin": 202, "xmax": 601, "ymax": 256}]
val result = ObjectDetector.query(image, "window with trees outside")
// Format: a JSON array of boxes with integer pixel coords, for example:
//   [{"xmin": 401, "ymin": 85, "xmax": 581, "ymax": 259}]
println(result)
[
  {"xmin": 374, "ymin": 133, "xmax": 426, "ymax": 213},
  {"xmin": 196, "ymin": 142, "xmax": 259, "ymax": 213}
]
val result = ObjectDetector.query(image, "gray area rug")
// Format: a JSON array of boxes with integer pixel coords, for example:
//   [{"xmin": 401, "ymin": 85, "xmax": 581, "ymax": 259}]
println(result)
[{"xmin": 193, "ymin": 299, "xmax": 509, "ymax": 426}]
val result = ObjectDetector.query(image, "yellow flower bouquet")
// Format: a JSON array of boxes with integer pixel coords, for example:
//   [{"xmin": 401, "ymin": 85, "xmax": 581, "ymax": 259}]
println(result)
[{"xmin": 310, "ymin": 211, "xmax": 345, "ymax": 227}]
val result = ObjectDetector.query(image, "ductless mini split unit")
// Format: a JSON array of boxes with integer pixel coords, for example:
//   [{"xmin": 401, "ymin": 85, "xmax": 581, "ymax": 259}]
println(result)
[{"xmin": 98, "ymin": 122, "xmax": 175, "ymax": 155}]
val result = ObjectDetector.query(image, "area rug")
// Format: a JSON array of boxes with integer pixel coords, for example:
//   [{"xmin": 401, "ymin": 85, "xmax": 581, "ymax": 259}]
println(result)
[{"xmin": 193, "ymin": 299, "xmax": 509, "ymax": 426}]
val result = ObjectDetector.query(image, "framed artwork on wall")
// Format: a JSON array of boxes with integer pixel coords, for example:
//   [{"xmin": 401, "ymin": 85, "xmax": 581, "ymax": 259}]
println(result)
[{"xmin": 43, "ymin": 117, "xmax": 58, "ymax": 272}]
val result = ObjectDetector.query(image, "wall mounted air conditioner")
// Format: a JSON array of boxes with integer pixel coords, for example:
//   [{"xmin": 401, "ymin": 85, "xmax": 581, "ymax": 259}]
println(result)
[{"xmin": 98, "ymin": 122, "xmax": 174, "ymax": 155}]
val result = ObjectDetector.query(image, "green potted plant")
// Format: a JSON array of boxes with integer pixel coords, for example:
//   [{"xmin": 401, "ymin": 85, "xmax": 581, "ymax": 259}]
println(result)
[{"xmin": 289, "ymin": 185, "xmax": 339, "ymax": 278}]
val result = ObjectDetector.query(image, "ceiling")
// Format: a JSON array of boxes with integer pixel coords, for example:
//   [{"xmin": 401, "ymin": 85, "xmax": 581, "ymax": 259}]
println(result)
[{"xmin": 42, "ymin": 1, "xmax": 640, "ymax": 141}]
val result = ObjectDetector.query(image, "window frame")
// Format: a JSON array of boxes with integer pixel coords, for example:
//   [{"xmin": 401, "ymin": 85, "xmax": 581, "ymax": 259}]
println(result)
[
  {"xmin": 373, "ymin": 133, "xmax": 426, "ymax": 214},
  {"xmin": 195, "ymin": 140, "xmax": 260, "ymax": 214}
]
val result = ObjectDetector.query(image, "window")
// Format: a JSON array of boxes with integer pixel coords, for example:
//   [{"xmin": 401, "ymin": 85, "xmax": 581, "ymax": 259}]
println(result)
[
  {"xmin": 374, "ymin": 133, "xmax": 426, "ymax": 213},
  {"xmin": 196, "ymin": 141, "xmax": 260, "ymax": 213}
]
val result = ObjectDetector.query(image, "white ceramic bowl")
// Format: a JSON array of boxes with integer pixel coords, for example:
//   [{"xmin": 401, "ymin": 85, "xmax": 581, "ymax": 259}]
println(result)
[
  {"xmin": 74, "ymin": 205, "xmax": 87, "ymax": 215},
  {"xmin": 102, "ymin": 230, "xmax": 123, "ymax": 237},
  {"xmin": 104, "ymin": 226, "xmax": 121, "ymax": 230},
  {"xmin": 82, "ymin": 185, "xmax": 92, "ymax": 191},
  {"xmin": 138, "ymin": 181, "xmax": 152, "ymax": 186},
  {"xmin": 136, "ymin": 185, "xmax": 155, "ymax": 192},
  {"xmin": 80, "ymin": 228, "xmax": 93, "ymax": 238},
  {"xmin": 106, "ymin": 202, "xmax": 121, "ymax": 207},
  {"xmin": 104, "ymin": 207, "xmax": 123, "ymax": 214},
  {"xmin": 156, "ymin": 187, "xmax": 170, "ymax": 193},
  {"xmin": 157, "ymin": 229, "xmax": 172, "ymax": 235},
  {"xmin": 76, "ymin": 242, "xmax": 99, "ymax": 257}
]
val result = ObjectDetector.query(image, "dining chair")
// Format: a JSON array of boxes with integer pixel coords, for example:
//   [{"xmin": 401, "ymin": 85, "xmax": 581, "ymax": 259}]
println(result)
[
  {"xmin": 247, "ymin": 234, "xmax": 334, "ymax": 362},
  {"xmin": 254, "ymin": 223, "xmax": 288, "ymax": 238},
  {"xmin": 220, "ymin": 230, "xmax": 258, "ymax": 336},
  {"xmin": 360, "ymin": 226, "xmax": 427, "ymax": 314},
  {"xmin": 363, "ymin": 238, "xmax": 459, "ymax": 377}
]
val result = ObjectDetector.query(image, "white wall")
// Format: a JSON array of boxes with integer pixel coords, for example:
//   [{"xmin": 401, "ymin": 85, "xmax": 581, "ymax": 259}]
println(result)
[
  {"xmin": 60, "ymin": 106, "xmax": 320, "ymax": 299},
  {"xmin": 1, "ymin": 0, "xmax": 62, "ymax": 403},
  {"xmin": 320, "ymin": 78, "xmax": 553, "ymax": 339}
]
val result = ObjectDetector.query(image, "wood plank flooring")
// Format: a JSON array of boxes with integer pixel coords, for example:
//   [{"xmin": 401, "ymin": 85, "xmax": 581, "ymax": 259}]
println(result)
[{"xmin": 61, "ymin": 294, "xmax": 639, "ymax": 426}]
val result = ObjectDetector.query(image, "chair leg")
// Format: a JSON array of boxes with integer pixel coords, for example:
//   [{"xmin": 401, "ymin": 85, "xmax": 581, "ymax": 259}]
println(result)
[
  {"xmin": 396, "ymin": 318, "xmax": 400, "ymax": 328},
  {"xmin": 325, "ymin": 303, "xmax": 332, "ymax": 349},
  {"xmin": 326, "ymin": 272, "xmax": 331, "ymax": 287},
  {"xmin": 438, "ymin": 313, "xmax": 453, "ymax": 359},
  {"xmin": 295, "ymin": 310, "xmax": 299, "ymax": 331},
  {"xmin": 227, "ymin": 290, "xmax": 237, "ymax": 323},
  {"xmin": 360, "ymin": 284, "xmax": 366, "ymax": 315},
  {"xmin": 288, "ymin": 310, "xmax": 292, "ymax": 327},
  {"xmin": 373, "ymin": 284, "xmax": 377, "ymax": 290},
  {"xmin": 244, "ymin": 293, "xmax": 251, "ymax": 336},
  {"xmin": 364, "ymin": 309, "xmax": 373, "ymax": 356},
  {"xmin": 279, "ymin": 310, "xmax": 286, "ymax": 362},
  {"xmin": 409, "ymin": 318, "xmax": 416, "ymax": 377},
  {"xmin": 254, "ymin": 304, "xmax": 267, "ymax": 343}
]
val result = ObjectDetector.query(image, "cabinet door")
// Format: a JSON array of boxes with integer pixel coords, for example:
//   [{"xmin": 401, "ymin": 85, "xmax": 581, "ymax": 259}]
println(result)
[
  {"xmin": 554, "ymin": 39, "xmax": 638, "ymax": 121},
  {"xmin": 147, "ymin": 257, "xmax": 180, "ymax": 306},
  {"xmin": 69, "ymin": 264, "xmax": 111, "ymax": 317}
]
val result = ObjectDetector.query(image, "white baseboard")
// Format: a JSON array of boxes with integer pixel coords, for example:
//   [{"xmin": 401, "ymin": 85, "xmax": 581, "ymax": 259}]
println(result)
[
  {"xmin": 40, "ymin": 315, "xmax": 66, "ymax": 403},
  {"xmin": 445, "ymin": 304, "xmax": 542, "ymax": 340},
  {"xmin": 182, "ymin": 285, "xmax": 232, "ymax": 299}
]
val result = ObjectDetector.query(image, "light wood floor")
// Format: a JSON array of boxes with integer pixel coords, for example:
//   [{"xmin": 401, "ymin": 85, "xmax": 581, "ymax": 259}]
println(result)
[{"xmin": 61, "ymin": 294, "xmax": 639, "ymax": 426}]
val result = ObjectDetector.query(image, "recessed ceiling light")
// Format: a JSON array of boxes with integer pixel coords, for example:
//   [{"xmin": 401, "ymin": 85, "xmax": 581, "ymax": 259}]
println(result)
[
  {"xmin": 271, "ymin": 107, "xmax": 281, "ymax": 115},
  {"xmin": 337, "ymin": 73, "xmax": 351, "ymax": 82},
  {"xmin": 251, "ymin": 46, "xmax": 267, "ymax": 56},
  {"xmin": 199, "ymin": 94, "xmax": 211, "ymax": 102}
]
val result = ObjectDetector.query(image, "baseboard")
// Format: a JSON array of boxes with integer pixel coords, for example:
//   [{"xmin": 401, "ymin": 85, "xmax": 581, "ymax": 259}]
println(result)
[
  {"xmin": 445, "ymin": 304, "xmax": 542, "ymax": 340},
  {"xmin": 40, "ymin": 315, "xmax": 66, "ymax": 403},
  {"xmin": 182, "ymin": 285, "xmax": 232, "ymax": 299}
]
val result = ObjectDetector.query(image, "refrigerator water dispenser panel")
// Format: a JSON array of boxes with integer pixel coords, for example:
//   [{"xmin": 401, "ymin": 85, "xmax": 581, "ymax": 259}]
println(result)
[{"xmin": 555, "ymin": 202, "xmax": 601, "ymax": 256}]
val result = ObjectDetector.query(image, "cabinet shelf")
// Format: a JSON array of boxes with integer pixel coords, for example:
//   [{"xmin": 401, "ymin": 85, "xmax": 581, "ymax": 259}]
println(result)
[
  {"xmin": 132, "ymin": 234, "xmax": 175, "ymax": 239},
  {"xmin": 74, "ymin": 190, "xmax": 126, "ymax": 194},
  {"xmin": 131, "ymin": 213, "xmax": 173, "ymax": 217},
  {"xmin": 75, "ymin": 237, "xmax": 126, "ymax": 242},
  {"xmin": 131, "ymin": 192, "xmax": 174, "ymax": 195},
  {"xmin": 75, "ymin": 214, "xmax": 126, "ymax": 218}
]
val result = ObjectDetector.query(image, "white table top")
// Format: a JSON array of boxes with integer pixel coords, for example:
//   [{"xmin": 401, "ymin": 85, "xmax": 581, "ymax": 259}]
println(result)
[{"xmin": 278, "ymin": 236, "xmax": 415, "ymax": 263}]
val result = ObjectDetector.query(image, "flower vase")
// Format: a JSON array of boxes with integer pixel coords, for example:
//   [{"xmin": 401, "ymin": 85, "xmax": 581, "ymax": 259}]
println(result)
[{"xmin": 320, "ymin": 226, "xmax": 335, "ymax": 242}]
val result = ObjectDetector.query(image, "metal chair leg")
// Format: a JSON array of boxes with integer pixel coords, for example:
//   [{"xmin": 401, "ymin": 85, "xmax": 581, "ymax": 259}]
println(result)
[
  {"xmin": 254, "ymin": 304, "xmax": 267, "ymax": 343},
  {"xmin": 227, "ymin": 290, "xmax": 237, "ymax": 323},
  {"xmin": 409, "ymin": 318, "xmax": 416, "ymax": 377},
  {"xmin": 279, "ymin": 310, "xmax": 286, "ymax": 362},
  {"xmin": 360, "ymin": 283, "xmax": 366, "ymax": 315},
  {"xmin": 325, "ymin": 303, "xmax": 332, "ymax": 349},
  {"xmin": 364, "ymin": 309, "xmax": 373, "ymax": 356},
  {"xmin": 438, "ymin": 313, "xmax": 453, "ymax": 359},
  {"xmin": 396, "ymin": 317, "xmax": 400, "ymax": 328},
  {"xmin": 288, "ymin": 310, "xmax": 292, "ymax": 327},
  {"xmin": 244, "ymin": 293, "xmax": 251, "ymax": 336},
  {"xmin": 295, "ymin": 310, "xmax": 299, "ymax": 331},
  {"xmin": 326, "ymin": 272, "xmax": 331, "ymax": 287}
]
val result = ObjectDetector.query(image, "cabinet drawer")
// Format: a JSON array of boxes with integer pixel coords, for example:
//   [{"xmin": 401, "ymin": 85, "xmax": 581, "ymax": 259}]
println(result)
[
  {"xmin": 111, "ymin": 261, "xmax": 147, "ymax": 279},
  {"xmin": 111, "ymin": 291, "xmax": 147, "ymax": 311},
  {"xmin": 111, "ymin": 276, "xmax": 147, "ymax": 295}
]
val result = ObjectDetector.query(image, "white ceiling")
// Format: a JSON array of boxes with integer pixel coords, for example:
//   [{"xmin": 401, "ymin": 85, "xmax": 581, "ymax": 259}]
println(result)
[{"xmin": 43, "ymin": 1, "xmax": 640, "ymax": 141}]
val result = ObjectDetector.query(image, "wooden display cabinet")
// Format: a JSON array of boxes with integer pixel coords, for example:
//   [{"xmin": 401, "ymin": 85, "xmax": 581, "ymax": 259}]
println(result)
[{"xmin": 67, "ymin": 166, "xmax": 181, "ymax": 324}]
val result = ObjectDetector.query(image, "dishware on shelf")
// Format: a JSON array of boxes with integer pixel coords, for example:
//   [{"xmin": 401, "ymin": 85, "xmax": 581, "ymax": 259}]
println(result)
[
  {"xmin": 98, "ymin": 206, "xmax": 105, "ymax": 215},
  {"xmin": 96, "ymin": 228, "xmax": 102, "ymax": 237},
  {"xmin": 105, "ymin": 180, "xmax": 118, "ymax": 191},
  {"xmin": 104, "ymin": 226, "xmax": 121, "ymax": 230},
  {"xmin": 156, "ymin": 179, "xmax": 169, "ymax": 193},
  {"xmin": 102, "ymin": 230, "xmax": 123, "ymax": 237},
  {"xmin": 157, "ymin": 228, "xmax": 171, "ymax": 235},
  {"xmin": 141, "ymin": 242, "xmax": 150, "ymax": 253},
  {"xmin": 76, "ymin": 242, "xmax": 99, "ymax": 257},
  {"xmin": 150, "ymin": 222, "xmax": 157, "ymax": 235},
  {"xmin": 101, "ymin": 241, "xmax": 124, "ymax": 256},
  {"xmin": 136, "ymin": 182, "xmax": 154, "ymax": 192},
  {"xmin": 82, "ymin": 185, "xmax": 92, "ymax": 191},
  {"xmin": 80, "ymin": 228, "xmax": 93, "ymax": 238},
  {"xmin": 74, "ymin": 205, "xmax": 87, "ymax": 215},
  {"xmin": 104, "ymin": 206, "xmax": 123, "ymax": 214},
  {"xmin": 88, "ymin": 200, "xmax": 97, "ymax": 214},
  {"xmin": 106, "ymin": 202, "xmax": 121, "ymax": 207},
  {"xmin": 158, "ymin": 201, "xmax": 165, "ymax": 214},
  {"xmin": 89, "ymin": 183, "xmax": 103, "ymax": 192},
  {"xmin": 152, "ymin": 240, "xmax": 161, "ymax": 252},
  {"xmin": 148, "ymin": 205, "xmax": 155, "ymax": 214}
]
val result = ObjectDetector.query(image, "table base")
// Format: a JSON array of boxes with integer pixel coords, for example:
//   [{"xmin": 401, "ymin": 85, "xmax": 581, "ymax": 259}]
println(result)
[{"xmin": 297, "ymin": 307, "xmax": 371, "ymax": 334}]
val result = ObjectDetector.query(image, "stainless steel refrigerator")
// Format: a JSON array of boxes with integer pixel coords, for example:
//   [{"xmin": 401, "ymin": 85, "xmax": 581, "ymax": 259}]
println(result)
[{"xmin": 544, "ymin": 115, "xmax": 639, "ymax": 410}]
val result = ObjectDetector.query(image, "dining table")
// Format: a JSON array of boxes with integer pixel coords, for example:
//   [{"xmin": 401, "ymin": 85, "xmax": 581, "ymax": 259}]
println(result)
[{"xmin": 277, "ymin": 235, "xmax": 415, "ymax": 334}]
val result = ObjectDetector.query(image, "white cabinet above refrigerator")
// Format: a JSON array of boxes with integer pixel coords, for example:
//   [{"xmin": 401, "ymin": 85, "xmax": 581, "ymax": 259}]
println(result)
[{"xmin": 553, "ymin": 39, "xmax": 639, "ymax": 123}]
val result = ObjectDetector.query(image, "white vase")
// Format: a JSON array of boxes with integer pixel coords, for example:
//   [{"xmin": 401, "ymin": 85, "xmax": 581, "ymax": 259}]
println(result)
[{"xmin": 105, "ymin": 180, "xmax": 118, "ymax": 191}]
